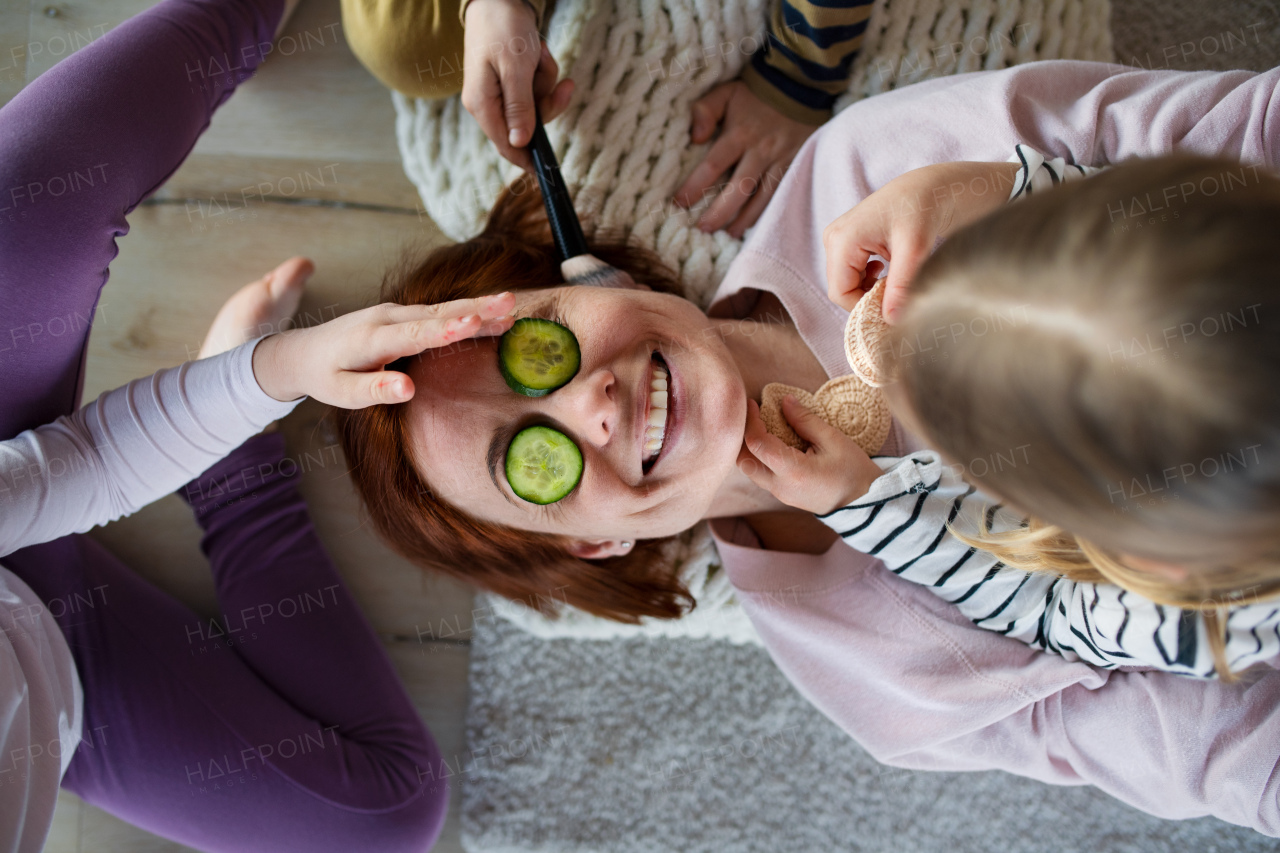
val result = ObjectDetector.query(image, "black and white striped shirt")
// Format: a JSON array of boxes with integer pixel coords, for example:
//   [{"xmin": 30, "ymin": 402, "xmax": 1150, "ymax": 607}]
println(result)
[
  {"xmin": 1007, "ymin": 143, "xmax": 1101, "ymax": 199},
  {"xmin": 816, "ymin": 452, "xmax": 1280, "ymax": 678}
]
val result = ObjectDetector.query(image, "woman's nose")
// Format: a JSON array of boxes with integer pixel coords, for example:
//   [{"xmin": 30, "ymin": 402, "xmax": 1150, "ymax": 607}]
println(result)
[{"xmin": 550, "ymin": 368, "xmax": 618, "ymax": 447}]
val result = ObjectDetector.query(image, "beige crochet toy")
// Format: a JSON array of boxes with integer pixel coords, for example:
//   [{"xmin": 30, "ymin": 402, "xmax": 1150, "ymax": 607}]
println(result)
[
  {"xmin": 760, "ymin": 280, "xmax": 893, "ymax": 453},
  {"xmin": 844, "ymin": 279, "xmax": 892, "ymax": 387}
]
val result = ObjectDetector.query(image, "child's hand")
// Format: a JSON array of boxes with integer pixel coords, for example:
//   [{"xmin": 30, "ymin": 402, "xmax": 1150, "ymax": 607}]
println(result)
[
  {"xmin": 823, "ymin": 161, "xmax": 1019, "ymax": 322},
  {"xmin": 673, "ymin": 81, "xmax": 817, "ymax": 238},
  {"xmin": 462, "ymin": 0, "xmax": 574, "ymax": 171},
  {"xmin": 251, "ymin": 293, "xmax": 516, "ymax": 409},
  {"xmin": 737, "ymin": 395, "xmax": 884, "ymax": 516}
]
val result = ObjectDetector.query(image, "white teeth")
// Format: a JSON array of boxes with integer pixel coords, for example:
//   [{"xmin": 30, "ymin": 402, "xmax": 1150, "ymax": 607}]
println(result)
[{"xmin": 644, "ymin": 359, "xmax": 671, "ymax": 464}]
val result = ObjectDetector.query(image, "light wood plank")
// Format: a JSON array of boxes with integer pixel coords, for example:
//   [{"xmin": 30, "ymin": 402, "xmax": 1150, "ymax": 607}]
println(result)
[
  {"xmin": 44, "ymin": 788, "xmax": 82, "ymax": 853},
  {"xmin": 189, "ymin": 0, "xmax": 405, "ymax": 164},
  {"xmin": 16, "ymin": 0, "xmax": 423, "ymax": 210},
  {"xmin": 386, "ymin": 640, "xmax": 472, "ymax": 853},
  {"xmin": 158, "ymin": 153, "xmax": 423, "ymax": 211},
  {"xmin": 0, "ymin": 0, "xmax": 30, "ymax": 105},
  {"xmin": 22, "ymin": 0, "xmax": 133, "ymax": 82},
  {"xmin": 73, "ymin": 800, "xmax": 202, "ymax": 852}
]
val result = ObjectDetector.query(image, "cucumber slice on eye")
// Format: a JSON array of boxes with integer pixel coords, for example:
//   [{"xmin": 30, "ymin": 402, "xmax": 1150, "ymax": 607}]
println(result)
[
  {"xmin": 505, "ymin": 426, "xmax": 584, "ymax": 505},
  {"xmin": 499, "ymin": 318, "xmax": 581, "ymax": 397}
]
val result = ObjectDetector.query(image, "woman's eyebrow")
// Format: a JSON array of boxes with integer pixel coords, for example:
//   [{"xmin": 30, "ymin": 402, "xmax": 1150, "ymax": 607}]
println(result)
[{"xmin": 487, "ymin": 423, "xmax": 521, "ymax": 507}]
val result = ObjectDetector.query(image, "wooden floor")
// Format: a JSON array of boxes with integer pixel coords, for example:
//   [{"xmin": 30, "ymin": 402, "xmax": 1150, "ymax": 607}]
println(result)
[{"xmin": 2, "ymin": 1, "xmax": 474, "ymax": 850}]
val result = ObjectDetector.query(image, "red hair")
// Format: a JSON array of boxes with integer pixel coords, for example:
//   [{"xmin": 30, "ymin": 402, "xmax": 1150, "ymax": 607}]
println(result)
[{"xmin": 337, "ymin": 177, "xmax": 695, "ymax": 622}]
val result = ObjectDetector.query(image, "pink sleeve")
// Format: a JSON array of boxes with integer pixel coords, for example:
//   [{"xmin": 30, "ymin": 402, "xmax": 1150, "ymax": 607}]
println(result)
[
  {"xmin": 836, "ymin": 60, "xmax": 1280, "ymax": 188},
  {"xmin": 726, "ymin": 62, "xmax": 1280, "ymax": 317},
  {"xmin": 713, "ymin": 521, "xmax": 1280, "ymax": 835}
]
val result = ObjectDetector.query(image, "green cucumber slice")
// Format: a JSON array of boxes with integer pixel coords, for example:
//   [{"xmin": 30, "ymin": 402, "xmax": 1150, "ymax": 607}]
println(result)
[
  {"xmin": 499, "ymin": 318, "xmax": 581, "ymax": 397},
  {"xmin": 505, "ymin": 426, "xmax": 584, "ymax": 504}
]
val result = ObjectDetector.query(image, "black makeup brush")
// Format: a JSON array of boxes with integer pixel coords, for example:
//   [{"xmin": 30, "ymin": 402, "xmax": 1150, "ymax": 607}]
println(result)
[{"xmin": 528, "ymin": 115, "xmax": 635, "ymax": 288}]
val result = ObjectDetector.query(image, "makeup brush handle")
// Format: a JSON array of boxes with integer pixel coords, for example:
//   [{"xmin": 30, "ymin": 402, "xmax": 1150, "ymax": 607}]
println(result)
[{"xmin": 529, "ymin": 118, "xmax": 588, "ymax": 263}]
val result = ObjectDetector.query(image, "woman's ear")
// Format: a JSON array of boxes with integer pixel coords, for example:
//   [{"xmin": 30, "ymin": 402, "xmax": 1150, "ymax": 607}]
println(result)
[{"xmin": 567, "ymin": 539, "xmax": 635, "ymax": 559}]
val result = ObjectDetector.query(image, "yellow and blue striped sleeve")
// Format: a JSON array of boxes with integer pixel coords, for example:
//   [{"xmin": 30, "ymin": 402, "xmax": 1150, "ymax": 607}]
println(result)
[{"xmin": 741, "ymin": 0, "xmax": 874, "ymax": 125}]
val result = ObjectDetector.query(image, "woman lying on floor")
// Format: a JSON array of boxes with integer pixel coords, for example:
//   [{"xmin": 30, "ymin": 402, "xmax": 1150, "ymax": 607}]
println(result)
[
  {"xmin": 0, "ymin": 0, "xmax": 514, "ymax": 849},
  {"xmin": 337, "ymin": 59, "xmax": 1280, "ymax": 834}
]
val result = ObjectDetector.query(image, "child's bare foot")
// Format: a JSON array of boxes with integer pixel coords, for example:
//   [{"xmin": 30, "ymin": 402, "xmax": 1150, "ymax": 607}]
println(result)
[{"xmin": 198, "ymin": 257, "xmax": 312, "ymax": 359}]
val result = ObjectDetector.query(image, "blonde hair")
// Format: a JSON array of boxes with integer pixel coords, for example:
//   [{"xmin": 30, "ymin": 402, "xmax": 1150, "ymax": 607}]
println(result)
[{"xmin": 888, "ymin": 155, "xmax": 1280, "ymax": 678}]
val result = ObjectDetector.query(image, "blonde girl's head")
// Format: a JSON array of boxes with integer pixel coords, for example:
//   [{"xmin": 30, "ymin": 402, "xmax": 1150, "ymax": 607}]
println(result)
[{"xmin": 886, "ymin": 155, "xmax": 1280, "ymax": 627}]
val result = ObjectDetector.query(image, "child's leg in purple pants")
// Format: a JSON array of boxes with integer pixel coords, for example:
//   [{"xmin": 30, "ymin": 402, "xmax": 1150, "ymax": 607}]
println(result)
[
  {"xmin": 7, "ymin": 437, "xmax": 448, "ymax": 852},
  {"xmin": 0, "ymin": 0, "xmax": 281, "ymax": 438},
  {"xmin": 0, "ymin": 1, "xmax": 447, "ymax": 849}
]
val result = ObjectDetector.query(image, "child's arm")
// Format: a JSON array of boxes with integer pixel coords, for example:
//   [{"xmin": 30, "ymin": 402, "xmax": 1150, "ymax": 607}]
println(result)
[
  {"xmin": 742, "ymin": 0, "xmax": 875, "ymax": 127},
  {"xmin": 1006, "ymin": 144, "xmax": 1104, "ymax": 200},
  {"xmin": 739, "ymin": 396, "xmax": 1280, "ymax": 677},
  {"xmin": 675, "ymin": 0, "xmax": 877, "ymax": 235},
  {"xmin": 0, "ymin": 295, "xmax": 515, "ymax": 558},
  {"xmin": 826, "ymin": 147, "xmax": 1103, "ymax": 319},
  {"xmin": 816, "ymin": 449, "xmax": 1280, "ymax": 678}
]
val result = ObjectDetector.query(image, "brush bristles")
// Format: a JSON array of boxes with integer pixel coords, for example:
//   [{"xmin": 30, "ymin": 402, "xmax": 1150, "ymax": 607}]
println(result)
[{"xmin": 561, "ymin": 254, "xmax": 634, "ymax": 288}]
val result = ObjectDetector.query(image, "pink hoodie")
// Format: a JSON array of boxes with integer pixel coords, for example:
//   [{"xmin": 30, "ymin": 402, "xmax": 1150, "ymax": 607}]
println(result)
[{"xmin": 707, "ymin": 61, "xmax": 1280, "ymax": 834}]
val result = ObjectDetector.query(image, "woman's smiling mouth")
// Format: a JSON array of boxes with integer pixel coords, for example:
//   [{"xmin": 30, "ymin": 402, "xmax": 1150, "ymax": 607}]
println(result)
[{"xmin": 642, "ymin": 353, "xmax": 671, "ymax": 472}]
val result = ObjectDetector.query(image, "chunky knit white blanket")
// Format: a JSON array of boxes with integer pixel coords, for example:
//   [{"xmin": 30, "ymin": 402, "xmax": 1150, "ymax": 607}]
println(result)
[{"xmin": 393, "ymin": 0, "xmax": 1113, "ymax": 642}]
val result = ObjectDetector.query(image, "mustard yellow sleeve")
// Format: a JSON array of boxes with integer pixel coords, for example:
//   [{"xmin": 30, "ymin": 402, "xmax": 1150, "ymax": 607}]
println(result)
[
  {"xmin": 742, "ymin": 0, "xmax": 874, "ymax": 125},
  {"xmin": 342, "ymin": 0, "xmax": 468, "ymax": 98},
  {"xmin": 458, "ymin": 0, "xmax": 548, "ymax": 28}
]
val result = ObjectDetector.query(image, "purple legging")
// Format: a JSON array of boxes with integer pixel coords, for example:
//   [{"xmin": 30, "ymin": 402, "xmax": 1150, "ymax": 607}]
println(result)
[{"xmin": 0, "ymin": 1, "xmax": 447, "ymax": 850}]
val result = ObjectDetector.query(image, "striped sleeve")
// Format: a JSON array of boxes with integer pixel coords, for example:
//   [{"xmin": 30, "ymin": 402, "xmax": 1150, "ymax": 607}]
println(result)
[
  {"xmin": 1007, "ymin": 143, "xmax": 1104, "ymax": 201},
  {"xmin": 741, "ymin": 0, "xmax": 875, "ymax": 125},
  {"xmin": 816, "ymin": 451, "xmax": 1280, "ymax": 678}
]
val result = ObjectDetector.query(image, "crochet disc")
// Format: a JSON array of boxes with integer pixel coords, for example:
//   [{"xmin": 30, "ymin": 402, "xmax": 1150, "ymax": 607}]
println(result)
[
  {"xmin": 760, "ymin": 375, "xmax": 891, "ymax": 455},
  {"xmin": 844, "ymin": 278, "xmax": 892, "ymax": 388}
]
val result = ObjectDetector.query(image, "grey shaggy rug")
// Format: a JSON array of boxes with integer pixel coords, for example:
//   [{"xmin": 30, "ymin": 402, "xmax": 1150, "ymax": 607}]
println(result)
[
  {"xmin": 461, "ymin": 617, "xmax": 1273, "ymax": 853},
  {"xmin": 459, "ymin": 3, "xmax": 1280, "ymax": 851}
]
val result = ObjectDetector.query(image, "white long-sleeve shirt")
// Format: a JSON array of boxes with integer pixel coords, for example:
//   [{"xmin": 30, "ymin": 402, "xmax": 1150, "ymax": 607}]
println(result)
[
  {"xmin": 0, "ymin": 339, "xmax": 298, "ymax": 852},
  {"xmin": 817, "ymin": 451, "xmax": 1280, "ymax": 678}
]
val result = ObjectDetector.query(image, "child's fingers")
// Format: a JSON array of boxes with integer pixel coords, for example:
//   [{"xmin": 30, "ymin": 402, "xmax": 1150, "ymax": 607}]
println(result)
[
  {"xmin": 332, "ymin": 369, "xmax": 414, "ymax": 409},
  {"xmin": 378, "ymin": 293, "xmax": 515, "ymax": 326},
  {"xmin": 824, "ymin": 243, "xmax": 873, "ymax": 312},
  {"xmin": 477, "ymin": 317, "xmax": 516, "ymax": 337},
  {"xmin": 736, "ymin": 443, "xmax": 777, "ymax": 492},
  {"xmin": 781, "ymin": 394, "xmax": 848, "ymax": 452},
  {"xmin": 880, "ymin": 237, "xmax": 929, "ymax": 323},
  {"xmin": 371, "ymin": 302, "xmax": 517, "ymax": 364},
  {"xmin": 742, "ymin": 399, "xmax": 799, "ymax": 474},
  {"xmin": 371, "ymin": 314, "xmax": 482, "ymax": 362}
]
